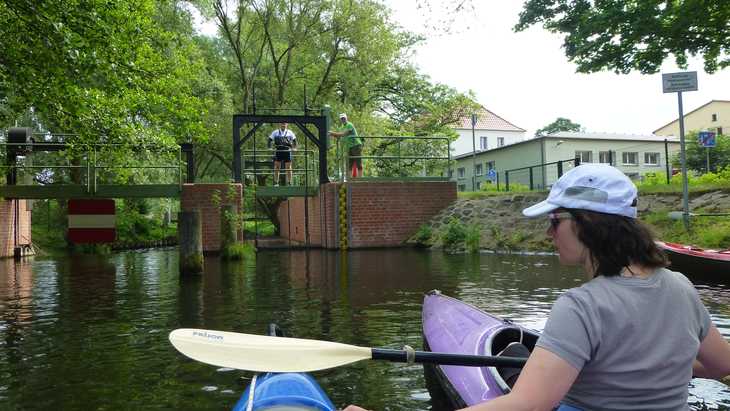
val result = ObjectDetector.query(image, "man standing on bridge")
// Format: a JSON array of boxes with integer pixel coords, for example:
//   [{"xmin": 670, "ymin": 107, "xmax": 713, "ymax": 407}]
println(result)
[
  {"xmin": 329, "ymin": 113, "xmax": 363, "ymax": 179},
  {"xmin": 268, "ymin": 122, "xmax": 297, "ymax": 186}
]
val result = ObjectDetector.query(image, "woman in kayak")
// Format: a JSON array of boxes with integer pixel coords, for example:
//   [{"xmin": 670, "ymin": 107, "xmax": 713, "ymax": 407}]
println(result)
[{"xmin": 345, "ymin": 163, "xmax": 730, "ymax": 411}]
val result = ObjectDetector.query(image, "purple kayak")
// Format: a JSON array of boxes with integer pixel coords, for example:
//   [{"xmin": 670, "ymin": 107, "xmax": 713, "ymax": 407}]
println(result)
[{"xmin": 422, "ymin": 290, "xmax": 539, "ymax": 409}]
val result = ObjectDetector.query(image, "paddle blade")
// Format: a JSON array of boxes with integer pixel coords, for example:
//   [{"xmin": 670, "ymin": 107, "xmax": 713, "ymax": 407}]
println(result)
[{"xmin": 169, "ymin": 328, "xmax": 372, "ymax": 372}]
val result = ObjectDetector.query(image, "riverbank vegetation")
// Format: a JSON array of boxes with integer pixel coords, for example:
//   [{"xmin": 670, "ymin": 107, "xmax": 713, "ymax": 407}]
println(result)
[{"xmin": 31, "ymin": 199, "xmax": 176, "ymax": 255}]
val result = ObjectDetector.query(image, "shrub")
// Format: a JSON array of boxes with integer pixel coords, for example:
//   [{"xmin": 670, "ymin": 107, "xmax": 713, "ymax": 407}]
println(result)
[
  {"xmin": 464, "ymin": 223, "xmax": 481, "ymax": 253},
  {"xmin": 441, "ymin": 218, "xmax": 467, "ymax": 252},
  {"xmin": 504, "ymin": 182, "xmax": 531, "ymax": 192},
  {"xmin": 221, "ymin": 243, "xmax": 255, "ymax": 260},
  {"xmin": 412, "ymin": 224, "xmax": 433, "ymax": 247}
]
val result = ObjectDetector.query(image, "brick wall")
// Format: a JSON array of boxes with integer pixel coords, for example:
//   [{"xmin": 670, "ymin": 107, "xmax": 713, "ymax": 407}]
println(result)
[
  {"xmin": 278, "ymin": 182, "xmax": 340, "ymax": 248},
  {"xmin": 277, "ymin": 181, "xmax": 456, "ymax": 249},
  {"xmin": 348, "ymin": 182, "xmax": 456, "ymax": 248},
  {"xmin": 0, "ymin": 199, "xmax": 32, "ymax": 258},
  {"xmin": 181, "ymin": 184, "xmax": 242, "ymax": 253}
]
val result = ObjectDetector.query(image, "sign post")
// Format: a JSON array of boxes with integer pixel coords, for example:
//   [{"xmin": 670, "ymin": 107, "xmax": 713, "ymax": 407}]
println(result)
[
  {"xmin": 698, "ymin": 130, "xmax": 716, "ymax": 173},
  {"xmin": 662, "ymin": 71, "xmax": 697, "ymax": 230}
]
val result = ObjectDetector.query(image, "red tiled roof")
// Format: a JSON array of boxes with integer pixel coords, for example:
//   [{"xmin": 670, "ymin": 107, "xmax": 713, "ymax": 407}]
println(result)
[{"xmin": 454, "ymin": 106, "xmax": 525, "ymax": 132}]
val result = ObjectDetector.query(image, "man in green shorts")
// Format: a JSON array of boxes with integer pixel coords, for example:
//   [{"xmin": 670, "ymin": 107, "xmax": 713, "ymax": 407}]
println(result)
[{"xmin": 329, "ymin": 113, "xmax": 363, "ymax": 178}]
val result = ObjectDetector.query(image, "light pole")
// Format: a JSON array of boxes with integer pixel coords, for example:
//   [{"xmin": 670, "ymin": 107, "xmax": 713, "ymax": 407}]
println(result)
[{"xmin": 471, "ymin": 113, "xmax": 477, "ymax": 191}]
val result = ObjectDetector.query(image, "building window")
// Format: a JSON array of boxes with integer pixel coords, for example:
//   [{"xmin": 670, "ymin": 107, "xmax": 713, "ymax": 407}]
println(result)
[
  {"xmin": 458, "ymin": 184, "xmax": 466, "ymax": 192},
  {"xmin": 575, "ymin": 150, "xmax": 593, "ymax": 163},
  {"xmin": 497, "ymin": 137, "xmax": 505, "ymax": 147},
  {"xmin": 622, "ymin": 152, "xmax": 638, "ymax": 165},
  {"xmin": 475, "ymin": 164, "xmax": 483, "ymax": 176},
  {"xmin": 457, "ymin": 167, "xmax": 465, "ymax": 178},
  {"xmin": 486, "ymin": 161, "xmax": 495, "ymax": 170},
  {"xmin": 599, "ymin": 151, "xmax": 612, "ymax": 164},
  {"xmin": 712, "ymin": 113, "xmax": 718, "ymax": 122},
  {"xmin": 644, "ymin": 152, "xmax": 660, "ymax": 166},
  {"xmin": 448, "ymin": 169, "xmax": 454, "ymax": 178},
  {"xmin": 718, "ymin": 127, "xmax": 724, "ymax": 135},
  {"xmin": 476, "ymin": 181, "xmax": 481, "ymax": 190},
  {"xmin": 480, "ymin": 136, "xmax": 488, "ymax": 150}
]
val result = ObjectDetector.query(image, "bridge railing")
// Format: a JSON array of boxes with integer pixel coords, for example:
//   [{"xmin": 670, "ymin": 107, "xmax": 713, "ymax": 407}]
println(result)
[
  {"xmin": 241, "ymin": 148, "xmax": 320, "ymax": 188},
  {"xmin": 334, "ymin": 135, "xmax": 451, "ymax": 181},
  {"xmin": 1, "ymin": 142, "xmax": 185, "ymax": 197}
]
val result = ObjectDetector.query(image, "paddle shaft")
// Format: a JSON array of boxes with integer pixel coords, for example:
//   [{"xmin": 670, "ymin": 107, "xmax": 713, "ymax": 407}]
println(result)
[{"xmin": 371, "ymin": 348, "xmax": 527, "ymax": 368}]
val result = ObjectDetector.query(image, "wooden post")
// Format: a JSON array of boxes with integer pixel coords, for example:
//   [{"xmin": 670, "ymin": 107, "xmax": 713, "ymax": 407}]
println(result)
[
  {"xmin": 220, "ymin": 204, "xmax": 238, "ymax": 259},
  {"xmin": 179, "ymin": 211, "xmax": 203, "ymax": 274}
]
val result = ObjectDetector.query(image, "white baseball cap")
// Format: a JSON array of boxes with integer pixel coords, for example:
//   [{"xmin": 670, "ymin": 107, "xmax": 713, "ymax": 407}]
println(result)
[
  {"xmin": 522, "ymin": 164, "xmax": 638, "ymax": 218},
  {"xmin": 338, "ymin": 113, "xmax": 347, "ymax": 119}
]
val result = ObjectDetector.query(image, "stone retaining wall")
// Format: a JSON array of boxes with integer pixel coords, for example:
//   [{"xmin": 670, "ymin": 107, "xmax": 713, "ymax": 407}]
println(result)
[{"xmin": 418, "ymin": 190, "xmax": 730, "ymax": 252}]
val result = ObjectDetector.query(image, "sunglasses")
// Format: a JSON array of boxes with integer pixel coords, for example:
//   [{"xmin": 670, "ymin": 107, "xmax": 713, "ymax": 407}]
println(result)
[{"xmin": 547, "ymin": 212, "xmax": 574, "ymax": 230}]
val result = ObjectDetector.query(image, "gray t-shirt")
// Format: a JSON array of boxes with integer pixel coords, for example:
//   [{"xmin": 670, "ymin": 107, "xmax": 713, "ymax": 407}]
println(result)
[{"xmin": 537, "ymin": 268, "xmax": 712, "ymax": 411}]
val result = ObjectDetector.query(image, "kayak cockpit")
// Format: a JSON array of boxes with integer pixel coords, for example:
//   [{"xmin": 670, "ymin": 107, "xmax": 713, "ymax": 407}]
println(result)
[{"xmin": 483, "ymin": 325, "xmax": 539, "ymax": 393}]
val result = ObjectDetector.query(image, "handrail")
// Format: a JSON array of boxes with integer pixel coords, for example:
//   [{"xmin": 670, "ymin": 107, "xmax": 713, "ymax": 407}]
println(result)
[
  {"xmin": 1, "ymin": 142, "xmax": 184, "ymax": 190},
  {"xmin": 237, "ymin": 134, "xmax": 452, "ymax": 186}
]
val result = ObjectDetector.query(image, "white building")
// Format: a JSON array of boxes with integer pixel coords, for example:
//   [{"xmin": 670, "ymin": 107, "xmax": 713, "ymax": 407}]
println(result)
[
  {"xmin": 451, "ymin": 106, "xmax": 526, "ymax": 156},
  {"xmin": 451, "ymin": 131, "xmax": 680, "ymax": 192}
]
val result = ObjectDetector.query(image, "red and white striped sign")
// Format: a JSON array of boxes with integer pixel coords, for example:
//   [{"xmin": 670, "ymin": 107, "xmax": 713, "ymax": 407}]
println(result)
[{"xmin": 68, "ymin": 199, "xmax": 116, "ymax": 243}]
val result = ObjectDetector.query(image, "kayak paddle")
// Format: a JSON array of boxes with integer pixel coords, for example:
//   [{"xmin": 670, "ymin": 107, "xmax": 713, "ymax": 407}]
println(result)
[{"xmin": 169, "ymin": 328, "xmax": 528, "ymax": 372}]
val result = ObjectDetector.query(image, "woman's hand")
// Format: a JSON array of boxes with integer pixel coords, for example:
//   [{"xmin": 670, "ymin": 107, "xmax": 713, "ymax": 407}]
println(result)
[{"xmin": 341, "ymin": 405, "xmax": 370, "ymax": 411}]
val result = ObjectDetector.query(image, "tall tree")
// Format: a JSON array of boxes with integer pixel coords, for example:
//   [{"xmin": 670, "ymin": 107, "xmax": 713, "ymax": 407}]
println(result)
[
  {"xmin": 515, "ymin": 1, "xmax": 730, "ymax": 74},
  {"xmin": 0, "ymin": 1, "xmax": 212, "ymax": 146},
  {"xmin": 536, "ymin": 117, "xmax": 582, "ymax": 136}
]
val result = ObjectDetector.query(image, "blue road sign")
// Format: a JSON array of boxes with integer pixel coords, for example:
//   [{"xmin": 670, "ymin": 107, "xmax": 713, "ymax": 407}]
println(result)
[
  {"xmin": 698, "ymin": 131, "xmax": 716, "ymax": 147},
  {"xmin": 487, "ymin": 168, "xmax": 497, "ymax": 181}
]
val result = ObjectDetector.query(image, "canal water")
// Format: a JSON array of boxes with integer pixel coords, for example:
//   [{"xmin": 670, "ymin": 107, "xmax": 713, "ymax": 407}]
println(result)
[{"xmin": 1, "ymin": 248, "xmax": 728, "ymax": 410}]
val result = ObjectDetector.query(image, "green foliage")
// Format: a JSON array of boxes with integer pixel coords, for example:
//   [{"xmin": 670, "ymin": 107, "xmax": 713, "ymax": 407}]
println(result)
[
  {"xmin": 489, "ymin": 225, "xmax": 508, "ymax": 250},
  {"xmin": 115, "ymin": 206, "xmax": 176, "ymax": 243},
  {"xmin": 536, "ymin": 117, "xmax": 582, "ymax": 136},
  {"xmin": 672, "ymin": 133, "xmax": 730, "ymax": 173},
  {"xmin": 441, "ymin": 218, "xmax": 467, "ymax": 252},
  {"xmin": 221, "ymin": 243, "xmax": 255, "ymax": 260},
  {"xmin": 72, "ymin": 243, "xmax": 111, "ymax": 255},
  {"xmin": 464, "ymin": 223, "xmax": 481, "ymax": 253},
  {"xmin": 412, "ymin": 224, "xmax": 433, "ymax": 247},
  {"xmin": 1, "ymin": 1, "xmax": 213, "ymax": 145},
  {"xmin": 643, "ymin": 212, "xmax": 730, "ymax": 250},
  {"xmin": 636, "ymin": 166, "xmax": 730, "ymax": 194},
  {"xmin": 505, "ymin": 183, "xmax": 531, "ymax": 193},
  {"xmin": 515, "ymin": 1, "xmax": 730, "ymax": 74},
  {"xmin": 244, "ymin": 220, "xmax": 276, "ymax": 237}
]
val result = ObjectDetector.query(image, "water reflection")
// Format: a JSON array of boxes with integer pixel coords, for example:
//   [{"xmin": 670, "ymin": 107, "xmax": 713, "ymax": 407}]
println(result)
[{"xmin": 0, "ymin": 249, "xmax": 727, "ymax": 410}]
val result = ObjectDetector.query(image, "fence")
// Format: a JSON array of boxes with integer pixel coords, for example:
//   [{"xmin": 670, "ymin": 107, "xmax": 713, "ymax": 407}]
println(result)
[
  {"xmin": 504, "ymin": 158, "xmax": 581, "ymax": 191},
  {"xmin": 335, "ymin": 135, "xmax": 451, "ymax": 181}
]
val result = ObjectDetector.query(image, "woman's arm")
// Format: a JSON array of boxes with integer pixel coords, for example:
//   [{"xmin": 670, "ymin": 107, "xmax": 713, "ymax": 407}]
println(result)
[
  {"xmin": 693, "ymin": 324, "xmax": 730, "ymax": 379},
  {"xmin": 458, "ymin": 347, "xmax": 579, "ymax": 411}
]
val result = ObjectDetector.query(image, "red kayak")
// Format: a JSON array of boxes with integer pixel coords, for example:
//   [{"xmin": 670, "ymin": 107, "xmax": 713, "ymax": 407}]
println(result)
[{"xmin": 657, "ymin": 241, "xmax": 730, "ymax": 277}]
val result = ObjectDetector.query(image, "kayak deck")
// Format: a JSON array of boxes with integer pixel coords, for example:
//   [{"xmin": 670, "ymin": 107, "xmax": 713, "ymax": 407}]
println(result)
[
  {"xmin": 232, "ymin": 323, "xmax": 336, "ymax": 411},
  {"xmin": 422, "ymin": 290, "xmax": 538, "ymax": 407},
  {"xmin": 233, "ymin": 372, "xmax": 335, "ymax": 411}
]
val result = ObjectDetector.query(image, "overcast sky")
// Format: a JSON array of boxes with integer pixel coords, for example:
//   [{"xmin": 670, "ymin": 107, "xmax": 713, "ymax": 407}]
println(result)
[
  {"xmin": 386, "ymin": 1, "xmax": 730, "ymax": 137},
  {"xmin": 193, "ymin": 1, "xmax": 730, "ymax": 137}
]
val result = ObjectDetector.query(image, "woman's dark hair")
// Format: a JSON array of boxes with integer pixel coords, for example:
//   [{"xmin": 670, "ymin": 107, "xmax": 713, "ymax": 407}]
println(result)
[{"xmin": 566, "ymin": 208, "xmax": 668, "ymax": 277}]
